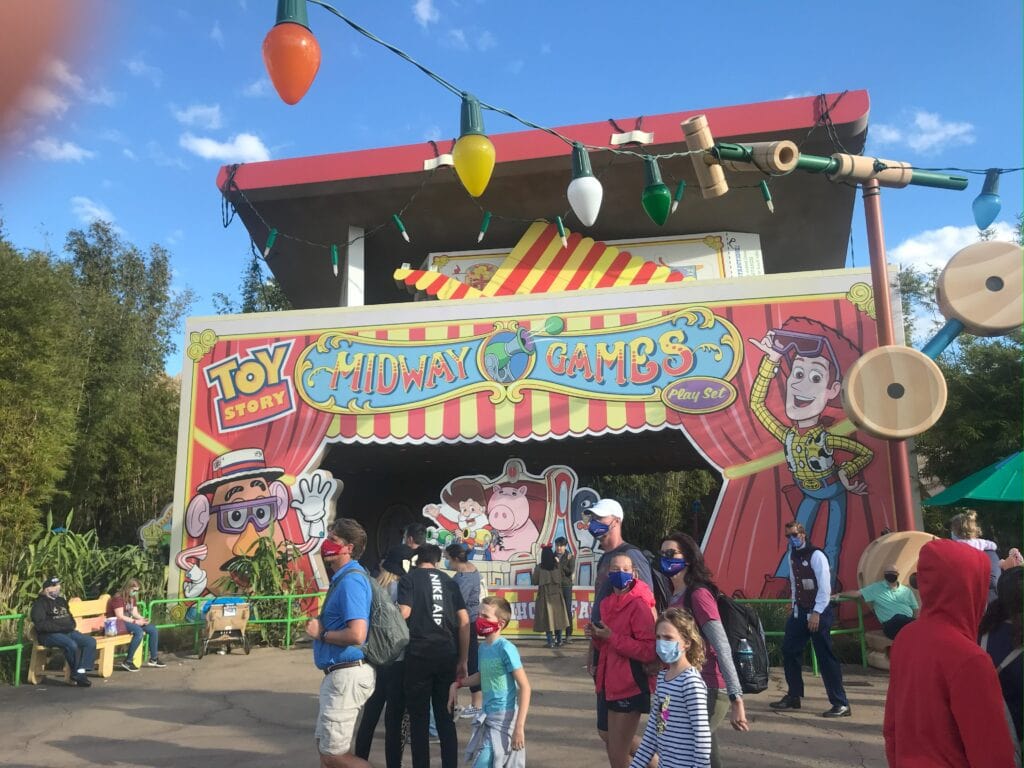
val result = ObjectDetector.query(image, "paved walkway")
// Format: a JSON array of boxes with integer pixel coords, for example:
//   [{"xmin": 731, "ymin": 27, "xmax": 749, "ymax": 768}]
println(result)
[{"xmin": 0, "ymin": 639, "xmax": 888, "ymax": 767}]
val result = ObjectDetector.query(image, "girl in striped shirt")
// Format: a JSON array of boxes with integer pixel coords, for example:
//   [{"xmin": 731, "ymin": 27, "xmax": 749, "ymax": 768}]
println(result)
[{"xmin": 630, "ymin": 608, "xmax": 712, "ymax": 768}]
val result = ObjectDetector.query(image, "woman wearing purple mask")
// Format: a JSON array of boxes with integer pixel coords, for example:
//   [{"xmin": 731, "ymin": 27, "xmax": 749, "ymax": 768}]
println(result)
[
  {"xmin": 660, "ymin": 532, "xmax": 749, "ymax": 768},
  {"xmin": 587, "ymin": 554, "xmax": 657, "ymax": 768}
]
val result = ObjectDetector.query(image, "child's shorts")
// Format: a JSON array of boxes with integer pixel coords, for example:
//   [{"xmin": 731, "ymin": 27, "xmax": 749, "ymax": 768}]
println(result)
[{"xmin": 597, "ymin": 692, "xmax": 651, "ymax": 729}]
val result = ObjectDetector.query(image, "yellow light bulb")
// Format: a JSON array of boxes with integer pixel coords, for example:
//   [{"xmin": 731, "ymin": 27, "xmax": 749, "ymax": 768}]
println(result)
[{"xmin": 453, "ymin": 133, "xmax": 495, "ymax": 197}]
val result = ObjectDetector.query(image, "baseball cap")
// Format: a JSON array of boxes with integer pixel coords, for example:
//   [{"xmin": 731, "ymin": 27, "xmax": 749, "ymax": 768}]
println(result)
[
  {"xmin": 43, "ymin": 576, "xmax": 61, "ymax": 589},
  {"xmin": 589, "ymin": 498, "xmax": 624, "ymax": 520},
  {"xmin": 883, "ymin": 563, "xmax": 899, "ymax": 575}
]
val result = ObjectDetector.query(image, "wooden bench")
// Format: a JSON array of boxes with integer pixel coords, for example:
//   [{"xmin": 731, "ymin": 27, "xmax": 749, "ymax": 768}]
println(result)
[{"xmin": 27, "ymin": 594, "xmax": 143, "ymax": 685}]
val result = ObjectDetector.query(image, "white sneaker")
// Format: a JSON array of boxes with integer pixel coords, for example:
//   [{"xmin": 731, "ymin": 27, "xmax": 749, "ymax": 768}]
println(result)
[{"xmin": 459, "ymin": 706, "xmax": 482, "ymax": 720}]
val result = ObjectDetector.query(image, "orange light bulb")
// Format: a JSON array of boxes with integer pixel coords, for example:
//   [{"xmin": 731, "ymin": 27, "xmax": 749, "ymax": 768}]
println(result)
[{"xmin": 262, "ymin": 21, "xmax": 321, "ymax": 105}]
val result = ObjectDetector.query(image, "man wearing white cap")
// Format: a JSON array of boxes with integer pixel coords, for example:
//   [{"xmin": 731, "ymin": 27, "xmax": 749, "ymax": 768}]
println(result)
[{"xmin": 583, "ymin": 498, "xmax": 654, "ymax": 747}]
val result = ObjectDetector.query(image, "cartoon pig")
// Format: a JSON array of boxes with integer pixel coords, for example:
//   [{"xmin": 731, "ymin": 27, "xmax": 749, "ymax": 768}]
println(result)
[{"xmin": 486, "ymin": 485, "xmax": 539, "ymax": 560}]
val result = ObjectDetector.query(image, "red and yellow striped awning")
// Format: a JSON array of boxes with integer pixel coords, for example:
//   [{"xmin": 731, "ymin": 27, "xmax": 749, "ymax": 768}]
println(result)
[{"xmin": 394, "ymin": 221, "xmax": 686, "ymax": 301}]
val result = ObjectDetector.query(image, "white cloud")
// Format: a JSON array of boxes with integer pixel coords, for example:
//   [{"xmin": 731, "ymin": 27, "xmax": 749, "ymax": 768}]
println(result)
[
  {"xmin": 146, "ymin": 141, "xmax": 188, "ymax": 169},
  {"xmin": 447, "ymin": 29, "xmax": 468, "ymax": 49},
  {"xmin": 20, "ymin": 86, "xmax": 70, "ymax": 119},
  {"xmin": 890, "ymin": 222, "xmax": 1018, "ymax": 272},
  {"xmin": 871, "ymin": 110, "xmax": 975, "ymax": 154},
  {"xmin": 179, "ymin": 132, "xmax": 271, "ymax": 163},
  {"xmin": 477, "ymin": 31, "xmax": 496, "ymax": 52},
  {"xmin": 242, "ymin": 77, "xmax": 271, "ymax": 98},
  {"xmin": 31, "ymin": 136, "xmax": 95, "ymax": 162},
  {"xmin": 211, "ymin": 21, "xmax": 224, "ymax": 47},
  {"xmin": 166, "ymin": 229, "xmax": 184, "ymax": 246},
  {"xmin": 49, "ymin": 59, "xmax": 117, "ymax": 106},
  {"xmin": 412, "ymin": 0, "xmax": 439, "ymax": 26},
  {"xmin": 505, "ymin": 59, "xmax": 524, "ymax": 75},
  {"xmin": 123, "ymin": 148, "xmax": 138, "ymax": 161},
  {"xmin": 173, "ymin": 103, "xmax": 223, "ymax": 130},
  {"xmin": 125, "ymin": 56, "xmax": 163, "ymax": 87},
  {"xmin": 71, "ymin": 196, "xmax": 115, "ymax": 225},
  {"xmin": 783, "ymin": 92, "xmax": 813, "ymax": 100},
  {"xmin": 423, "ymin": 125, "xmax": 443, "ymax": 142}
]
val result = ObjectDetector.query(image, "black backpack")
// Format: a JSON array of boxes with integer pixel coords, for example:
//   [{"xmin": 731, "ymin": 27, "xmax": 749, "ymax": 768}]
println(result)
[{"xmin": 685, "ymin": 586, "xmax": 769, "ymax": 695}]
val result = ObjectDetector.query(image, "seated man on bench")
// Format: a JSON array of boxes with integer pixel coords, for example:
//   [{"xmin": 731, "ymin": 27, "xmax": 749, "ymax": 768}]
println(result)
[{"xmin": 30, "ymin": 577, "xmax": 96, "ymax": 687}]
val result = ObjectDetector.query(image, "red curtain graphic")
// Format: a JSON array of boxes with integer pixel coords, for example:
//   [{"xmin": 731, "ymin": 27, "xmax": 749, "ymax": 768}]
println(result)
[{"xmin": 677, "ymin": 299, "xmax": 895, "ymax": 597}]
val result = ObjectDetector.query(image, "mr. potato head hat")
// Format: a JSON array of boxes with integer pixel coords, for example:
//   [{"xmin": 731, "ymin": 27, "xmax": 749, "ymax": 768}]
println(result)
[{"xmin": 197, "ymin": 448, "xmax": 285, "ymax": 495}]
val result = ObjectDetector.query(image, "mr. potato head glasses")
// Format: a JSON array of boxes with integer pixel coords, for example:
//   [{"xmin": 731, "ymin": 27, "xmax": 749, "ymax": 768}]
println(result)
[{"xmin": 211, "ymin": 497, "xmax": 279, "ymax": 534}]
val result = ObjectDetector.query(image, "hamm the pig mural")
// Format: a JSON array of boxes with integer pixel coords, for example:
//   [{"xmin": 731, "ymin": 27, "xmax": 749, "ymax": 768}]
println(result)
[{"xmin": 422, "ymin": 459, "xmax": 602, "ymax": 587}]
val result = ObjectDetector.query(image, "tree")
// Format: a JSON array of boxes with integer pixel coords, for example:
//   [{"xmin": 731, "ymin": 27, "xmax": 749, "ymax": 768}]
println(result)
[
  {"xmin": 0, "ymin": 236, "xmax": 87, "ymax": 599},
  {"xmin": 584, "ymin": 470, "xmax": 720, "ymax": 552},
  {"xmin": 213, "ymin": 251, "xmax": 291, "ymax": 314},
  {"xmin": 900, "ymin": 217, "xmax": 1023, "ymax": 549},
  {"xmin": 52, "ymin": 223, "xmax": 193, "ymax": 542}
]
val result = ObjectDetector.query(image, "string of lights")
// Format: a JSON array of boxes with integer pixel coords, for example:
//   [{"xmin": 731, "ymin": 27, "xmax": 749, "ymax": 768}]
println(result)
[{"xmin": 231, "ymin": 0, "xmax": 1022, "ymax": 275}]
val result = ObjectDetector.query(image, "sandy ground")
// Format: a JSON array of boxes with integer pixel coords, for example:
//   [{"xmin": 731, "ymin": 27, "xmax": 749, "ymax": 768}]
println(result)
[{"xmin": 0, "ymin": 638, "xmax": 888, "ymax": 767}]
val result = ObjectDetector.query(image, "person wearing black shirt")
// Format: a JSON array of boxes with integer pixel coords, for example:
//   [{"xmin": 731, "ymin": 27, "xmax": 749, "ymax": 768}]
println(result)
[
  {"xmin": 29, "ymin": 577, "xmax": 96, "ymax": 687},
  {"xmin": 398, "ymin": 544, "xmax": 470, "ymax": 768}
]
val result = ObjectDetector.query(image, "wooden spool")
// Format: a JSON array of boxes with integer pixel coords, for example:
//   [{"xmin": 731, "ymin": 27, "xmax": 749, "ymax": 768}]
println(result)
[
  {"xmin": 856, "ymin": 530, "xmax": 936, "ymax": 593},
  {"xmin": 827, "ymin": 154, "xmax": 913, "ymax": 188},
  {"xmin": 936, "ymin": 240, "xmax": 1024, "ymax": 336},
  {"xmin": 716, "ymin": 140, "xmax": 799, "ymax": 174},
  {"xmin": 681, "ymin": 115, "xmax": 728, "ymax": 199},
  {"xmin": 842, "ymin": 346, "xmax": 947, "ymax": 439}
]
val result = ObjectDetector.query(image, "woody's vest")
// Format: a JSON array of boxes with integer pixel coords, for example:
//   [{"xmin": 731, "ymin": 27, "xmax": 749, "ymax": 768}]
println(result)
[{"xmin": 790, "ymin": 545, "xmax": 821, "ymax": 610}]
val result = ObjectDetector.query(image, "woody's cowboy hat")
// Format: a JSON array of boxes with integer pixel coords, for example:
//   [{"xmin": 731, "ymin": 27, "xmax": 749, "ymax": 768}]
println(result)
[{"xmin": 197, "ymin": 448, "xmax": 285, "ymax": 494}]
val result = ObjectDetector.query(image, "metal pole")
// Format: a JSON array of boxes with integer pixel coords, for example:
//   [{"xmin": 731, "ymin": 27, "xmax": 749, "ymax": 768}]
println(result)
[{"xmin": 862, "ymin": 179, "xmax": 917, "ymax": 533}]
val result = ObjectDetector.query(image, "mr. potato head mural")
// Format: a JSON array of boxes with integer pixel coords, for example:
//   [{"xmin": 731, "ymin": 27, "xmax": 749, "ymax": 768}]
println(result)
[{"xmin": 175, "ymin": 448, "xmax": 339, "ymax": 598}]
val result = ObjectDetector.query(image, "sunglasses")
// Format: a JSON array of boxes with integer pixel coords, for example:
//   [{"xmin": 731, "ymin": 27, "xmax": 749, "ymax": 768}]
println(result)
[
  {"xmin": 212, "ymin": 497, "xmax": 279, "ymax": 534},
  {"xmin": 771, "ymin": 329, "xmax": 841, "ymax": 375},
  {"xmin": 660, "ymin": 549, "xmax": 683, "ymax": 558}
]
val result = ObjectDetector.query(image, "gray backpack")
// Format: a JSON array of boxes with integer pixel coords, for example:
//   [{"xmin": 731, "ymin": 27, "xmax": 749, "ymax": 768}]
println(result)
[{"xmin": 327, "ymin": 567, "xmax": 409, "ymax": 666}]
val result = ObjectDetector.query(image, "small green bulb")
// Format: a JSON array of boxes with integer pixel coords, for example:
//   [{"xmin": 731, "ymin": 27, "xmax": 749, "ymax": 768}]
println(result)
[{"xmin": 642, "ymin": 184, "xmax": 672, "ymax": 226}]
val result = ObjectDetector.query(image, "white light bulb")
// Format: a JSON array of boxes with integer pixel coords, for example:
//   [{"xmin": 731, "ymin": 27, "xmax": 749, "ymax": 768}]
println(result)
[{"xmin": 567, "ymin": 175, "xmax": 603, "ymax": 228}]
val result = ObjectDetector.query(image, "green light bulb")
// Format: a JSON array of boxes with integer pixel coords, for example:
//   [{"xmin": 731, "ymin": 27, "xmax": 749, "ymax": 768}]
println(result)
[{"xmin": 641, "ymin": 157, "xmax": 671, "ymax": 226}]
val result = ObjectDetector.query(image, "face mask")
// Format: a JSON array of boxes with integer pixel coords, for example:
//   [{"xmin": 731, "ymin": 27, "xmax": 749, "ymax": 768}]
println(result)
[
  {"xmin": 884, "ymin": 573, "xmax": 898, "ymax": 584},
  {"xmin": 608, "ymin": 570, "xmax": 634, "ymax": 591},
  {"xmin": 588, "ymin": 520, "xmax": 610, "ymax": 538},
  {"xmin": 475, "ymin": 617, "xmax": 502, "ymax": 637},
  {"xmin": 656, "ymin": 639, "xmax": 681, "ymax": 664},
  {"xmin": 659, "ymin": 557, "xmax": 686, "ymax": 576},
  {"xmin": 787, "ymin": 535, "xmax": 803, "ymax": 549}
]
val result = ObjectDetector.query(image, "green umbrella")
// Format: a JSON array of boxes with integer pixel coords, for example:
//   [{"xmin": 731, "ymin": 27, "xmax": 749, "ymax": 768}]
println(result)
[{"xmin": 923, "ymin": 451, "xmax": 1024, "ymax": 506}]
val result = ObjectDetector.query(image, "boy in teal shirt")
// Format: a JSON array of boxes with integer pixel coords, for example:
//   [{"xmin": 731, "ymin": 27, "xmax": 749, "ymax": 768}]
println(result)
[
  {"xmin": 837, "ymin": 564, "xmax": 919, "ymax": 639},
  {"xmin": 449, "ymin": 596, "xmax": 532, "ymax": 767}
]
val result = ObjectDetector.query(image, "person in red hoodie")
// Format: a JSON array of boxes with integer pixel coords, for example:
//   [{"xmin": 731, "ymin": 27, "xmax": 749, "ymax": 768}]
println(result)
[
  {"xmin": 884, "ymin": 538, "xmax": 1016, "ymax": 767},
  {"xmin": 587, "ymin": 552, "xmax": 657, "ymax": 768}
]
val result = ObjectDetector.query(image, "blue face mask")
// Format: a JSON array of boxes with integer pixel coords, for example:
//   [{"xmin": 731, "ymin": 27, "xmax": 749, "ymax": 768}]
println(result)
[
  {"xmin": 588, "ymin": 520, "xmax": 611, "ymax": 538},
  {"xmin": 787, "ymin": 534, "xmax": 803, "ymax": 549},
  {"xmin": 608, "ymin": 570, "xmax": 634, "ymax": 591},
  {"xmin": 659, "ymin": 557, "xmax": 686, "ymax": 576},
  {"xmin": 656, "ymin": 639, "xmax": 681, "ymax": 664}
]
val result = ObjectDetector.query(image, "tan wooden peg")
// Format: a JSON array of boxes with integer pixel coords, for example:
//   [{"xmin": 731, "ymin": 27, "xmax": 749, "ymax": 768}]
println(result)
[
  {"xmin": 842, "ymin": 346, "xmax": 947, "ymax": 440},
  {"xmin": 936, "ymin": 240, "xmax": 1023, "ymax": 336}
]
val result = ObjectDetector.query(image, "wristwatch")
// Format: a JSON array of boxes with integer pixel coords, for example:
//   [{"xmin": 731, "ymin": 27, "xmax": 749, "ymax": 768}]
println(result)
[
  {"xmin": 728, "ymin": 693, "xmax": 742, "ymax": 702},
  {"xmin": 319, "ymin": 628, "xmax": 329, "ymax": 642}
]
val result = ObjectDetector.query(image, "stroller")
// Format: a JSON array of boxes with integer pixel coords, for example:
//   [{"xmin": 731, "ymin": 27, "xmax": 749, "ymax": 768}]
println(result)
[{"xmin": 198, "ymin": 600, "xmax": 251, "ymax": 659}]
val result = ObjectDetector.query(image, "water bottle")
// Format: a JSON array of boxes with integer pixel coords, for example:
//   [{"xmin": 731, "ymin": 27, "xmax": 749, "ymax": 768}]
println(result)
[{"xmin": 736, "ymin": 638, "xmax": 754, "ymax": 682}]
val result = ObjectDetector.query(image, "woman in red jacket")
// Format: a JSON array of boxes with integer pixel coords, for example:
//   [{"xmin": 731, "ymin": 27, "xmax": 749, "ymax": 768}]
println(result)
[{"xmin": 587, "ymin": 553, "xmax": 657, "ymax": 768}]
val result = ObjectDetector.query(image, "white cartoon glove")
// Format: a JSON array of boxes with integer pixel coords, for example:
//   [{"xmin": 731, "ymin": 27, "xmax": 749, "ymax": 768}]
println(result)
[
  {"xmin": 291, "ymin": 471, "xmax": 336, "ymax": 540},
  {"xmin": 183, "ymin": 564, "xmax": 208, "ymax": 598}
]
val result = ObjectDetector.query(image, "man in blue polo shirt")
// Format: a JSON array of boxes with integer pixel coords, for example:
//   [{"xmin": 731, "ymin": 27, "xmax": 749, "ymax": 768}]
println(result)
[{"xmin": 306, "ymin": 518, "xmax": 375, "ymax": 768}]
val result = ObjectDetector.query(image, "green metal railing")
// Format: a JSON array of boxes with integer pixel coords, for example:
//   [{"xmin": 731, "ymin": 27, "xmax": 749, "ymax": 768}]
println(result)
[
  {"xmin": 143, "ymin": 592, "xmax": 325, "ymax": 652},
  {"xmin": 0, "ymin": 614, "xmax": 26, "ymax": 687},
  {"xmin": 735, "ymin": 596, "xmax": 867, "ymax": 675},
  {"xmin": 0, "ymin": 592, "xmax": 866, "ymax": 685}
]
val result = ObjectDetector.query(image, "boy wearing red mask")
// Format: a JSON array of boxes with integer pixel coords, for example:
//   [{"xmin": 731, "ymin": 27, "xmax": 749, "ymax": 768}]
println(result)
[{"xmin": 449, "ymin": 597, "xmax": 532, "ymax": 767}]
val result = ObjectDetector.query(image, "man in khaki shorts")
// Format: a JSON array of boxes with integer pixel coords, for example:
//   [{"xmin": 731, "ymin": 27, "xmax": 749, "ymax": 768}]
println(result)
[{"xmin": 306, "ymin": 518, "xmax": 376, "ymax": 768}]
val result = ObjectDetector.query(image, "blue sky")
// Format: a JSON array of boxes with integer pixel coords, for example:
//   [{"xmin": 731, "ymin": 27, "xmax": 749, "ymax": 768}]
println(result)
[{"xmin": 2, "ymin": 1, "xmax": 1021, "ymax": 374}]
